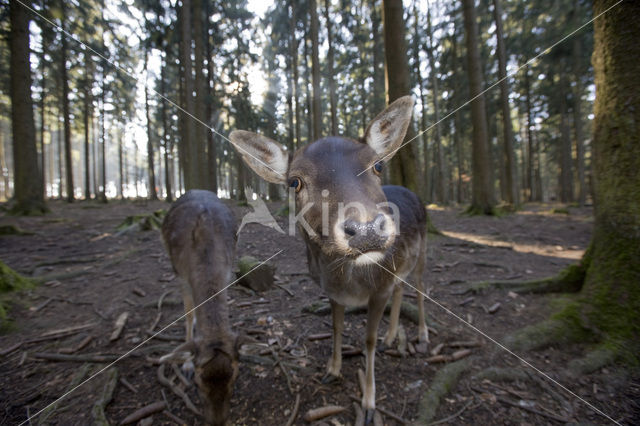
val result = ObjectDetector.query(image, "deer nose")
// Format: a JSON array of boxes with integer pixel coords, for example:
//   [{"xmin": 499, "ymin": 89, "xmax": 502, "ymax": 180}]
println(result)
[{"xmin": 342, "ymin": 214, "xmax": 389, "ymax": 252}]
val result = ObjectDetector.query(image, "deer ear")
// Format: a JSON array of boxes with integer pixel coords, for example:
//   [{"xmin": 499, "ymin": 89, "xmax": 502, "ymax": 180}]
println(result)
[
  {"xmin": 229, "ymin": 131, "xmax": 289, "ymax": 184},
  {"xmin": 363, "ymin": 96, "xmax": 415, "ymax": 158}
]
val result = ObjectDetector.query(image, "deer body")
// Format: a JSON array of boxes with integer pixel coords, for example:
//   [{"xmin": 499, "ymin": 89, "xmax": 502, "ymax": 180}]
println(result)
[
  {"xmin": 161, "ymin": 189, "xmax": 239, "ymax": 425},
  {"xmin": 230, "ymin": 96, "xmax": 428, "ymax": 422}
]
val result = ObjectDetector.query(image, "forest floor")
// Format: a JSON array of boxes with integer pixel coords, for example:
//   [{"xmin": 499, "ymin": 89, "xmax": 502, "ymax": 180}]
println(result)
[{"xmin": 0, "ymin": 199, "xmax": 638, "ymax": 425}]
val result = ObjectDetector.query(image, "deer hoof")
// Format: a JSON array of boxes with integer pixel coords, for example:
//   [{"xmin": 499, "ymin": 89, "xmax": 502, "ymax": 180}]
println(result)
[
  {"xmin": 364, "ymin": 408, "xmax": 375, "ymax": 425},
  {"xmin": 181, "ymin": 360, "xmax": 195, "ymax": 381},
  {"xmin": 321, "ymin": 372, "xmax": 342, "ymax": 384},
  {"xmin": 415, "ymin": 342, "xmax": 429, "ymax": 354}
]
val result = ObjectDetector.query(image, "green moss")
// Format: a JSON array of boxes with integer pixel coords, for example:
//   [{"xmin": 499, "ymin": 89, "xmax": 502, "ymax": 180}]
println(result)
[
  {"xmin": 0, "ymin": 260, "xmax": 36, "ymax": 321},
  {"xmin": 116, "ymin": 209, "xmax": 166, "ymax": 232},
  {"xmin": 0, "ymin": 225, "xmax": 34, "ymax": 236},
  {"xmin": 417, "ymin": 358, "xmax": 471, "ymax": 423},
  {"xmin": 552, "ymin": 207, "xmax": 570, "ymax": 215}
]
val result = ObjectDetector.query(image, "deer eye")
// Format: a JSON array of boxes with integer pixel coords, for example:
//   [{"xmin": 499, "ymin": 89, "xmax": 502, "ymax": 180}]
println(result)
[
  {"xmin": 289, "ymin": 177, "xmax": 302, "ymax": 193},
  {"xmin": 373, "ymin": 161, "xmax": 383, "ymax": 176}
]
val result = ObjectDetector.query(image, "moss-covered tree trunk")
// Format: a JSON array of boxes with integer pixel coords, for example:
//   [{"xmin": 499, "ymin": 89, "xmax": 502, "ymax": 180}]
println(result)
[{"xmin": 580, "ymin": 0, "xmax": 640, "ymax": 344}]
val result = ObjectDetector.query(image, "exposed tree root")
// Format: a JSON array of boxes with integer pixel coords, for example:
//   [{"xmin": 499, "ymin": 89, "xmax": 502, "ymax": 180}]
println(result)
[
  {"xmin": 416, "ymin": 358, "xmax": 471, "ymax": 424},
  {"xmin": 568, "ymin": 343, "xmax": 620, "ymax": 376},
  {"xmin": 465, "ymin": 262, "xmax": 586, "ymax": 295},
  {"xmin": 504, "ymin": 317, "xmax": 589, "ymax": 352},
  {"xmin": 91, "ymin": 368, "xmax": 118, "ymax": 426}
]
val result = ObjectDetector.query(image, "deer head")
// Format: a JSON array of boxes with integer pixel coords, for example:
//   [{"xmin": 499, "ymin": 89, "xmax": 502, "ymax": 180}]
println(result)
[{"xmin": 230, "ymin": 96, "xmax": 414, "ymax": 264}]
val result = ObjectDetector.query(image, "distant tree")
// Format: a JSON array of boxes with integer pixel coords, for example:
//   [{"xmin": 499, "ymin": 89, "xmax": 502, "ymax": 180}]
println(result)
[
  {"xmin": 9, "ymin": 0, "xmax": 47, "ymax": 214},
  {"xmin": 462, "ymin": 0, "xmax": 494, "ymax": 214},
  {"xmin": 309, "ymin": 0, "xmax": 322, "ymax": 140},
  {"xmin": 492, "ymin": 0, "xmax": 518, "ymax": 206},
  {"xmin": 381, "ymin": 0, "xmax": 418, "ymax": 193}
]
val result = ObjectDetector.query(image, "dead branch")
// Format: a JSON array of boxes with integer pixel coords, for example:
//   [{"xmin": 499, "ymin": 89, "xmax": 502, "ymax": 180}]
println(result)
[
  {"xmin": 40, "ymin": 322, "xmax": 97, "ymax": 337},
  {"xmin": 496, "ymin": 396, "xmax": 569, "ymax": 423},
  {"xmin": 284, "ymin": 393, "xmax": 301, "ymax": 426},
  {"xmin": 33, "ymin": 352, "xmax": 119, "ymax": 363},
  {"xmin": 275, "ymin": 283, "xmax": 295, "ymax": 297},
  {"xmin": 426, "ymin": 400, "xmax": 474, "ymax": 426},
  {"xmin": 59, "ymin": 335, "xmax": 93, "ymax": 354},
  {"xmin": 110, "ymin": 312, "xmax": 129, "ymax": 341},
  {"xmin": 119, "ymin": 378, "xmax": 138, "ymax": 394},
  {"xmin": 162, "ymin": 410, "xmax": 187, "ymax": 425},
  {"xmin": 157, "ymin": 364, "xmax": 202, "ymax": 417},
  {"xmin": 302, "ymin": 405, "xmax": 345, "ymax": 422},
  {"xmin": 353, "ymin": 402, "xmax": 365, "ymax": 426},
  {"xmin": 91, "ymin": 368, "xmax": 118, "ymax": 426},
  {"xmin": 120, "ymin": 401, "xmax": 166, "ymax": 425},
  {"xmin": 171, "ymin": 363, "xmax": 191, "ymax": 388},
  {"xmin": 308, "ymin": 332, "xmax": 332, "ymax": 341},
  {"xmin": 0, "ymin": 342, "xmax": 22, "ymax": 356}
]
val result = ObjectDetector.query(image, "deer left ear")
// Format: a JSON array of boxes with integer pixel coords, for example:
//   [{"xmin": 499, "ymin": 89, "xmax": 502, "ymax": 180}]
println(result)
[{"xmin": 363, "ymin": 96, "xmax": 415, "ymax": 158}]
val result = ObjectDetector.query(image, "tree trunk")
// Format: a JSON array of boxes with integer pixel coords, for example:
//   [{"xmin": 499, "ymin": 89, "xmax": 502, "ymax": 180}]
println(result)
[
  {"xmin": 60, "ymin": 1, "xmax": 74, "ymax": 202},
  {"xmin": 324, "ymin": 0, "xmax": 338, "ymax": 135},
  {"xmin": 381, "ymin": 0, "xmax": 418, "ymax": 193},
  {"xmin": 425, "ymin": 3, "xmax": 446, "ymax": 205},
  {"xmin": 99, "ymin": 52, "xmax": 107, "ymax": 203},
  {"xmin": 371, "ymin": 2, "xmax": 385, "ymax": 123},
  {"xmin": 412, "ymin": 5, "xmax": 429, "ymax": 202},
  {"xmin": 303, "ymin": 26, "xmax": 313, "ymax": 142},
  {"xmin": 290, "ymin": 1, "xmax": 301, "ymax": 148},
  {"xmin": 161, "ymin": 56, "xmax": 173, "ymax": 202},
  {"xmin": 462, "ymin": 0, "xmax": 494, "ymax": 214},
  {"xmin": 559, "ymin": 73, "xmax": 574, "ymax": 203},
  {"xmin": 309, "ymin": 0, "xmax": 322, "ymax": 141},
  {"xmin": 492, "ymin": 0, "xmax": 518, "ymax": 206},
  {"xmin": 118, "ymin": 128, "xmax": 123, "ymax": 198},
  {"xmin": 205, "ymin": 0, "xmax": 217, "ymax": 194},
  {"xmin": 83, "ymin": 54, "xmax": 91, "ymax": 200},
  {"xmin": 144, "ymin": 48, "xmax": 158, "ymax": 200},
  {"xmin": 572, "ymin": 0, "xmax": 586, "ymax": 206},
  {"xmin": 524, "ymin": 69, "xmax": 536, "ymax": 201},
  {"xmin": 577, "ymin": 0, "xmax": 640, "ymax": 347},
  {"xmin": 193, "ymin": 0, "xmax": 207, "ymax": 189},
  {"xmin": 39, "ymin": 36, "xmax": 46, "ymax": 198},
  {"xmin": 179, "ymin": 0, "xmax": 196, "ymax": 190},
  {"xmin": 9, "ymin": 0, "xmax": 46, "ymax": 213}
]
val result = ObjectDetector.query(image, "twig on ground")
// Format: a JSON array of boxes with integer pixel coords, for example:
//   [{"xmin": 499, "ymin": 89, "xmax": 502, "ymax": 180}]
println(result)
[
  {"xmin": 496, "ymin": 396, "xmax": 569, "ymax": 423},
  {"xmin": 302, "ymin": 405, "xmax": 346, "ymax": 422},
  {"xmin": 0, "ymin": 342, "xmax": 22, "ymax": 356},
  {"xmin": 347, "ymin": 396, "xmax": 409, "ymax": 424},
  {"xmin": 119, "ymin": 377, "xmax": 138, "ymax": 394},
  {"xmin": 32, "ymin": 352, "xmax": 119, "ymax": 363},
  {"xmin": 59, "ymin": 335, "xmax": 93, "ymax": 354},
  {"xmin": 91, "ymin": 368, "xmax": 118, "ymax": 426},
  {"xmin": 162, "ymin": 410, "xmax": 186, "ymax": 425},
  {"xmin": 276, "ymin": 283, "xmax": 295, "ymax": 297},
  {"xmin": 120, "ymin": 401, "xmax": 166, "ymax": 425},
  {"xmin": 157, "ymin": 364, "xmax": 201, "ymax": 417},
  {"xmin": 284, "ymin": 393, "xmax": 301, "ymax": 426},
  {"xmin": 426, "ymin": 400, "xmax": 474, "ymax": 426}
]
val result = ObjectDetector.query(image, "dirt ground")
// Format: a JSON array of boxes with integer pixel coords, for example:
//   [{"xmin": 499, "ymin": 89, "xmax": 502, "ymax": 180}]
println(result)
[{"xmin": 0, "ymin": 199, "xmax": 638, "ymax": 425}]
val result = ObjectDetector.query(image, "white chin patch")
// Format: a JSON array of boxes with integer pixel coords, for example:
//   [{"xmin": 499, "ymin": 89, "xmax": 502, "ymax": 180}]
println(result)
[{"xmin": 354, "ymin": 251, "xmax": 385, "ymax": 265}]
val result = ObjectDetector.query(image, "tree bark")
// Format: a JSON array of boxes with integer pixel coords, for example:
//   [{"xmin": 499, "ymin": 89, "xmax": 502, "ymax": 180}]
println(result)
[
  {"xmin": 161, "ymin": 55, "xmax": 173, "ymax": 202},
  {"xmin": 144, "ymin": 48, "xmax": 158, "ymax": 200},
  {"xmin": 381, "ymin": 0, "xmax": 418, "ymax": 193},
  {"xmin": 412, "ymin": 4, "xmax": 429, "ymax": 202},
  {"xmin": 290, "ymin": 1, "xmax": 301, "ymax": 148},
  {"xmin": 60, "ymin": 1, "xmax": 74, "ymax": 202},
  {"xmin": 309, "ymin": 0, "xmax": 322, "ymax": 141},
  {"xmin": 83, "ymin": 52, "xmax": 92, "ymax": 200},
  {"xmin": 579, "ymin": 0, "xmax": 640, "ymax": 345},
  {"xmin": 425, "ymin": 3, "xmax": 446, "ymax": 205},
  {"xmin": 572, "ymin": 0, "xmax": 586, "ymax": 206},
  {"xmin": 9, "ymin": 0, "xmax": 46, "ymax": 214},
  {"xmin": 179, "ymin": 0, "xmax": 196, "ymax": 190},
  {"xmin": 462, "ymin": 0, "xmax": 494, "ymax": 214},
  {"xmin": 559, "ymin": 73, "xmax": 574, "ymax": 203},
  {"xmin": 492, "ymin": 0, "xmax": 518, "ymax": 206},
  {"xmin": 324, "ymin": 0, "xmax": 338, "ymax": 135},
  {"xmin": 524, "ymin": 69, "xmax": 536, "ymax": 201},
  {"xmin": 193, "ymin": 0, "xmax": 207, "ymax": 189}
]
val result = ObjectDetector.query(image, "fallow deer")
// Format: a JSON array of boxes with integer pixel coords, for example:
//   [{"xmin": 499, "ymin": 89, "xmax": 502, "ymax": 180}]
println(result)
[
  {"xmin": 229, "ymin": 96, "xmax": 428, "ymax": 422},
  {"xmin": 160, "ymin": 190, "xmax": 240, "ymax": 425}
]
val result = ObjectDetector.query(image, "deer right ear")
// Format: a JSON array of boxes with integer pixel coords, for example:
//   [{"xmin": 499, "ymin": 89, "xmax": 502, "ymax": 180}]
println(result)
[{"xmin": 229, "ymin": 131, "xmax": 289, "ymax": 184}]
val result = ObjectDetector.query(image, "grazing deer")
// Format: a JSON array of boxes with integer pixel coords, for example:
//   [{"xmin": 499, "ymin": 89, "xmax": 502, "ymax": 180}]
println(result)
[
  {"xmin": 229, "ymin": 96, "xmax": 428, "ymax": 422},
  {"xmin": 160, "ymin": 190, "xmax": 239, "ymax": 425}
]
